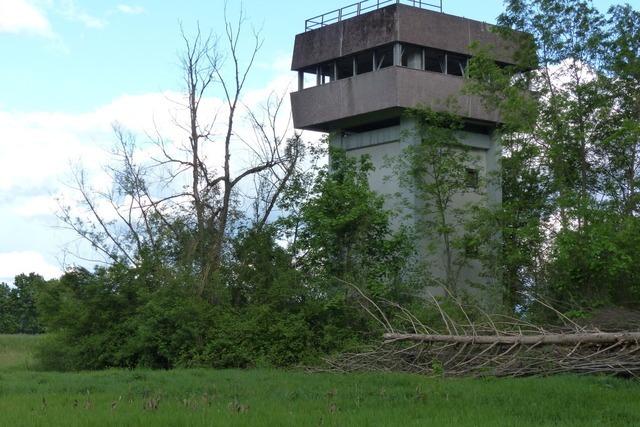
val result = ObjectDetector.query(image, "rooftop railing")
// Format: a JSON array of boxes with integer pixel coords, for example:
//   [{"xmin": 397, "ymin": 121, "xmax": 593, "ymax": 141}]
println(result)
[{"xmin": 305, "ymin": 0, "xmax": 443, "ymax": 32}]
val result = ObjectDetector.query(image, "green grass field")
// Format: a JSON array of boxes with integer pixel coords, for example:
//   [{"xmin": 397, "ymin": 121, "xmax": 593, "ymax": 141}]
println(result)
[
  {"xmin": 1, "ymin": 335, "xmax": 639, "ymax": 426},
  {"xmin": 0, "ymin": 334, "xmax": 39, "ymax": 371}
]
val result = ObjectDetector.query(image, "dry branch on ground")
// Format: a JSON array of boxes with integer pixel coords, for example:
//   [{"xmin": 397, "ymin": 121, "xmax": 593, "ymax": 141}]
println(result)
[{"xmin": 324, "ymin": 285, "xmax": 640, "ymax": 378}]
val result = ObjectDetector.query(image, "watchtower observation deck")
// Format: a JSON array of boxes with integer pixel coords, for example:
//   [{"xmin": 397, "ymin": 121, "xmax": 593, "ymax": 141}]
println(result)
[{"xmin": 290, "ymin": 1, "xmax": 519, "ymax": 133}]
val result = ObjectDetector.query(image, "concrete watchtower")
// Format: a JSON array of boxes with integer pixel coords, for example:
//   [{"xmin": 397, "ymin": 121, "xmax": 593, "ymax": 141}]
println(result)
[{"xmin": 290, "ymin": 1, "xmax": 520, "ymax": 293}]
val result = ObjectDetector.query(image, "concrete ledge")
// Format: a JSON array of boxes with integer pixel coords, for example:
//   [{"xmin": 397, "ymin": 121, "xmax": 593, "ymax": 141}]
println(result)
[
  {"xmin": 292, "ymin": 4, "xmax": 519, "ymax": 70},
  {"xmin": 291, "ymin": 66, "xmax": 499, "ymax": 131}
]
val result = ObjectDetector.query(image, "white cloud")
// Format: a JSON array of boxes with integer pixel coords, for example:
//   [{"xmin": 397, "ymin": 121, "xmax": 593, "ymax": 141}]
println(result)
[
  {"xmin": 0, "ymin": 0, "xmax": 109, "ymax": 41},
  {"xmin": 0, "ymin": 110, "xmax": 107, "ymax": 193},
  {"xmin": 536, "ymin": 58, "xmax": 597, "ymax": 94},
  {"xmin": 0, "ymin": 251, "xmax": 62, "ymax": 281},
  {"xmin": 0, "ymin": 71, "xmax": 303, "ymax": 199},
  {"xmin": 257, "ymin": 52, "xmax": 292, "ymax": 73},
  {"xmin": 9, "ymin": 194, "xmax": 59, "ymax": 218},
  {"xmin": 0, "ymin": 70, "xmax": 305, "ymax": 270},
  {"xmin": 56, "ymin": 0, "xmax": 105, "ymax": 29},
  {"xmin": 116, "ymin": 4, "xmax": 144, "ymax": 15},
  {"xmin": 0, "ymin": 0, "xmax": 54, "ymax": 37}
]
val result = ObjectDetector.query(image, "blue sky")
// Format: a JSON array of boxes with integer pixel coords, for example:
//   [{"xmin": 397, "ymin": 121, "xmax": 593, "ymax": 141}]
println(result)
[
  {"xmin": 0, "ymin": 0, "xmax": 629, "ymax": 283},
  {"xmin": 3, "ymin": 0, "xmax": 623, "ymax": 113}
]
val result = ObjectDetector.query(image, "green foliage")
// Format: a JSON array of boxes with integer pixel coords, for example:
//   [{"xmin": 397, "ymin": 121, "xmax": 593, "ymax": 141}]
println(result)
[
  {"xmin": 0, "ymin": 273, "xmax": 46, "ymax": 334},
  {"xmin": 465, "ymin": 0, "xmax": 640, "ymax": 312},
  {"xmin": 0, "ymin": 283, "xmax": 18, "ymax": 333},
  {"xmin": 296, "ymin": 147, "xmax": 411, "ymax": 291},
  {"xmin": 392, "ymin": 107, "xmax": 489, "ymax": 293},
  {"xmin": 36, "ymin": 188, "xmax": 406, "ymax": 371},
  {"xmin": 227, "ymin": 226, "xmax": 302, "ymax": 309},
  {"xmin": 34, "ymin": 139, "xmax": 420, "ymax": 371},
  {"xmin": 549, "ymin": 216, "xmax": 640, "ymax": 308}
]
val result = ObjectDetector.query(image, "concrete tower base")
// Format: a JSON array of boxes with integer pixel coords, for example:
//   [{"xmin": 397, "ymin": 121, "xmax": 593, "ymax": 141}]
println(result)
[{"xmin": 333, "ymin": 117, "xmax": 502, "ymax": 303}]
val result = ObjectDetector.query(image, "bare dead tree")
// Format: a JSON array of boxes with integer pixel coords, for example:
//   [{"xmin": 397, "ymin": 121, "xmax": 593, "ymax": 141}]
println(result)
[
  {"xmin": 57, "ymin": 124, "xmax": 190, "ymax": 268},
  {"xmin": 243, "ymin": 92, "xmax": 302, "ymax": 228},
  {"xmin": 58, "ymin": 11, "xmax": 303, "ymax": 299}
]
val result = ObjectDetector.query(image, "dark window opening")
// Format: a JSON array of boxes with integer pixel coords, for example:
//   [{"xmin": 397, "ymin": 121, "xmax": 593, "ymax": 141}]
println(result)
[
  {"xmin": 336, "ymin": 57, "xmax": 354, "ymax": 80},
  {"xmin": 344, "ymin": 118, "xmax": 401, "ymax": 134},
  {"xmin": 463, "ymin": 122, "xmax": 493, "ymax": 135},
  {"xmin": 320, "ymin": 62, "xmax": 335, "ymax": 84},
  {"xmin": 401, "ymin": 44, "xmax": 423, "ymax": 70},
  {"xmin": 300, "ymin": 45, "xmax": 477, "ymax": 88},
  {"xmin": 356, "ymin": 51, "xmax": 374, "ymax": 75},
  {"xmin": 374, "ymin": 45, "xmax": 394, "ymax": 70},
  {"xmin": 465, "ymin": 168, "xmax": 480, "ymax": 190},
  {"xmin": 447, "ymin": 53, "xmax": 468, "ymax": 77},
  {"xmin": 425, "ymin": 48, "xmax": 446, "ymax": 73}
]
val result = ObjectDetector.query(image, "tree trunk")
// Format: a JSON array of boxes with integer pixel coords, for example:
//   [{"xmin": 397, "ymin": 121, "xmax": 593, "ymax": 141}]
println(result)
[{"xmin": 384, "ymin": 332, "xmax": 640, "ymax": 345}]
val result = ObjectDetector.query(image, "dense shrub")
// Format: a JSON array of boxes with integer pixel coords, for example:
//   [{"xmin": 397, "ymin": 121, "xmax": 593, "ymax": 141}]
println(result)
[
  {"xmin": 35, "ymin": 262, "xmax": 383, "ymax": 370},
  {"xmin": 35, "ymin": 221, "xmax": 401, "ymax": 370},
  {"xmin": 547, "ymin": 216, "xmax": 640, "ymax": 309},
  {"xmin": 34, "ymin": 149, "xmax": 414, "ymax": 371}
]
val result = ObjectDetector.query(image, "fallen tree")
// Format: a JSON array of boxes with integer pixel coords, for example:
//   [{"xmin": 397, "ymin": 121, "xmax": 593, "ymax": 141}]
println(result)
[
  {"xmin": 383, "ymin": 332, "xmax": 640, "ymax": 346},
  {"xmin": 323, "ymin": 282, "xmax": 640, "ymax": 377}
]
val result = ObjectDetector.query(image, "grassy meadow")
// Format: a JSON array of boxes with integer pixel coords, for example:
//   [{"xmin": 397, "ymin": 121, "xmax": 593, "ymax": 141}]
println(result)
[
  {"xmin": 1, "ymin": 335, "xmax": 640, "ymax": 426},
  {"xmin": 0, "ymin": 334, "xmax": 39, "ymax": 371}
]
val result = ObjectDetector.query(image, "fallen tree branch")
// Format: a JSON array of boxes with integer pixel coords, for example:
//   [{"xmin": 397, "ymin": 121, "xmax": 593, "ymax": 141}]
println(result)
[
  {"xmin": 383, "ymin": 332, "xmax": 640, "ymax": 346},
  {"xmin": 323, "ymin": 282, "xmax": 640, "ymax": 378}
]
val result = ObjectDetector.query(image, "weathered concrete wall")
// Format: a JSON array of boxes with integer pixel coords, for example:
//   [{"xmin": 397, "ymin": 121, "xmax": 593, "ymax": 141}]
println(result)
[
  {"xmin": 292, "ymin": 4, "xmax": 519, "ymax": 71},
  {"xmin": 396, "ymin": 68, "xmax": 500, "ymax": 123},
  {"xmin": 396, "ymin": 6, "xmax": 517, "ymax": 65},
  {"xmin": 332, "ymin": 118, "xmax": 501, "ymax": 300},
  {"xmin": 291, "ymin": 66, "xmax": 499, "ymax": 131},
  {"xmin": 293, "ymin": 6, "xmax": 397, "ymax": 70},
  {"xmin": 333, "ymin": 121, "xmax": 413, "ymax": 228}
]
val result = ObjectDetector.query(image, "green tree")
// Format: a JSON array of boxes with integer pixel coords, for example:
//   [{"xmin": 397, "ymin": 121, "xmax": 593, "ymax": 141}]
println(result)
[
  {"xmin": 466, "ymin": 0, "xmax": 640, "ymax": 311},
  {"xmin": 0, "ymin": 274, "xmax": 47, "ymax": 334},
  {"xmin": 58, "ymin": 18, "xmax": 302, "ymax": 302},
  {"xmin": 0, "ymin": 282, "xmax": 18, "ymax": 333},
  {"xmin": 392, "ymin": 108, "xmax": 488, "ymax": 295},
  {"xmin": 12, "ymin": 273, "xmax": 46, "ymax": 334},
  {"xmin": 296, "ymin": 147, "xmax": 411, "ymax": 298}
]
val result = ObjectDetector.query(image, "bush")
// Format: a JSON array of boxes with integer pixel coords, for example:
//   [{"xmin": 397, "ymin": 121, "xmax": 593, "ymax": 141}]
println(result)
[
  {"xmin": 35, "ymin": 235, "xmax": 386, "ymax": 371},
  {"xmin": 35, "ymin": 152, "xmax": 413, "ymax": 371},
  {"xmin": 548, "ymin": 216, "xmax": 640, "ymax": 310}
]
